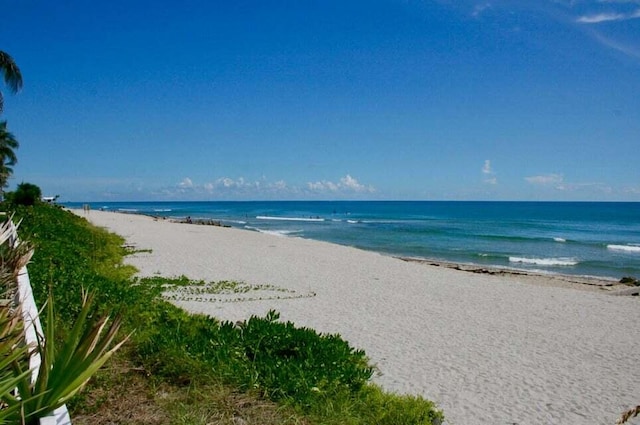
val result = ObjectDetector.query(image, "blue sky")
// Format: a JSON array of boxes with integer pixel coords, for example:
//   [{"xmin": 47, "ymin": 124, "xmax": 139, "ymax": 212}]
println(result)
[{"xmin": 1, "ymin": 0, "xmax": 639, "ymax": 201}]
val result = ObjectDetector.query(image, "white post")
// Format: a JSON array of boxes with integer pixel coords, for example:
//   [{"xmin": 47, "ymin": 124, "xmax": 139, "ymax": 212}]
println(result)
[{"xmin": 12, "ymin": 220, "xmax": 71, "ymax": 425}]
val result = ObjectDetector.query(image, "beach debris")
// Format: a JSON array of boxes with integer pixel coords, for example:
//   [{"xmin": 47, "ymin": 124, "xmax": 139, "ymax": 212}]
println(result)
[
  {"xmin": 176, "ymin": 217, "xmax": 231, "ymax": 227},
  {"xmin": 616, "ymin": 404, "xmax": 640, "ymax": 424},
  {"xmin": 619, "ymin": 276, "xmax": 639, "ymax": 286}
]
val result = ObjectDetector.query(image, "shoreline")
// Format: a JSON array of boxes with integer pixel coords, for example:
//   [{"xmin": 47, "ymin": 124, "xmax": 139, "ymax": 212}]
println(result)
[
  {"xmin": 73, "ymin": 209, "xmax": 640, "ymax": 424},
  {"xmin": 397, "ymin": 256, "xmax": 637, "ymax": 293},
  {"xmin": 94, "ymin": 207, "xmax": 635, "ymax": 292}
]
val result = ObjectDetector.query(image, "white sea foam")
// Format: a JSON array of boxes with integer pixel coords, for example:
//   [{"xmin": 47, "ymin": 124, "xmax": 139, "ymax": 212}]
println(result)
[
  {"xmin": 256, "ymin": 215, "xmax": 324, "ymax": 222},
  {"xmin": 509, "ymin": 257, "xmax": 578, "ymax": 266},
  {"xmin": 607, "ymin": 244, "xmax": 640, "ymax": 253},
  {"xmin": 118, "ymin": 208, "xmax": 138, "ymax": 212},
  {"xmin": 260, "ymin": 229, "xmax": 303, "ymax": 237},
  {"xmin": 153, "ymin": 209, "xmax": 172, "ymax": 212},
  {"xmin": 553, "ymin": 237, "xmax": 566, "ymax": 243},
  {"xmin": 347, "ymin": 220, "xmax": 360, "ymax": 224},
  {"xmin": 244, "ymin": 226, "xmax": 301, "ymax": 237}
]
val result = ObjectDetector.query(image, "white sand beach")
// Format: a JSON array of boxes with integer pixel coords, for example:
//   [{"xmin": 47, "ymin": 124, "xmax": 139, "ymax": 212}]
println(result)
[{"xmin": 78, "ymin": 210, "xmax": 640, "ymax": 425}]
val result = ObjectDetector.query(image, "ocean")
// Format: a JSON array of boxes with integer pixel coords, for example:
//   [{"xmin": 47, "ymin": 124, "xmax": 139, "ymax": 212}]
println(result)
[{"xmin": 66, "ymin": 201, "xmax": 640, "ymax": 280}]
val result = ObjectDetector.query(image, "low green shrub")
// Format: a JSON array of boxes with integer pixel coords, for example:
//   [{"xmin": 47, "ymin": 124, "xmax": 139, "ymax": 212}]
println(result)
[
  {"xmin": 298, "ymin": 384, "xmax": 444, "ymax": 425},
  {"xmin": 134, "ymin": 304, "xmax": 373, "ymax": 405},
  {"xmin": 239, "ymin": 310, "xmax": 373, "ymax": 403}
]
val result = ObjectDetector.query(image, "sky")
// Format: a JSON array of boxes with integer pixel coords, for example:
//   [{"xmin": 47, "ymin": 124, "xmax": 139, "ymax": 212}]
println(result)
[{"xmin": 1, "ymin": 0, "xmax": 639, "ymax": 201}]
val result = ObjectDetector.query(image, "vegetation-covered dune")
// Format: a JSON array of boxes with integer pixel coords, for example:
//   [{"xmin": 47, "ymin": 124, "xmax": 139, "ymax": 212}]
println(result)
[{"xmin": 11, "ymin": 202, "xmax": 443, "ymax": 425}]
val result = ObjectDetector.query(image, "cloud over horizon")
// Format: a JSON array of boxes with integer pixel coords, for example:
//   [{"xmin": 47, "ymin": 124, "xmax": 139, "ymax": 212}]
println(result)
[
  {"xmin": 160, "ymin": 174, "xmax": 376, "ymax": 200},
  {"xmin": 307, "ymin": 174, "xmax": 376, "ymax": 194},
  {"xmin": 525, "ymin": 173, "xmax": 564, "ymax": 185},
  {"xmin": 482, "ymin": 160, "xmax": 497, "ymax": 185},
  {"xmin": 525, "ymin": 173, "xmax": 615, "ymax": 195}
]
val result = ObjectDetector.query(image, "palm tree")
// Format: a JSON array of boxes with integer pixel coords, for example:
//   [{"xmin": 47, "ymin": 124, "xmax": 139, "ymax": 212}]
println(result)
[
  {"xmin": 0, "ymin": 51, "xmax": 23, "ymax": 114},
  {"xmin": 0, "ymin": 121, "xmax": 18, "ymax": 190}
]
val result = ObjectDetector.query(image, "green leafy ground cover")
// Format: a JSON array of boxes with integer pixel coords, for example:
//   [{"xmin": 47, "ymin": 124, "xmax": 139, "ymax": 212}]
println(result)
[{"xmin": 12, "ymin": 203, "xmax": 443, "ymax": 425}]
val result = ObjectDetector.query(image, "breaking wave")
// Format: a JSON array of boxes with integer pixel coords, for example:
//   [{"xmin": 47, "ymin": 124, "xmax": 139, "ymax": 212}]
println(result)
[
  {"xmin": 256, "ymin": 215, "xmax": 325, "ymax": 222},
  {"xmin": 509, "ymin": 257, "xmax": 579, "ymax": 266},
  {"xmin": 607, "ymin": 244, "xmax": 640, "ymax": 253},
  {"xmin": 244, "ymin": 226, "xmax": 302, "ymax": 237}
]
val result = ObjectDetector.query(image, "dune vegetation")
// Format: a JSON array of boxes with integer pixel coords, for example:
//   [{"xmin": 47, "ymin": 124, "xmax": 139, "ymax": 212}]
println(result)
[{"xmin": 7, "ymin": 202, "xmax": 443, "ymax": 425}]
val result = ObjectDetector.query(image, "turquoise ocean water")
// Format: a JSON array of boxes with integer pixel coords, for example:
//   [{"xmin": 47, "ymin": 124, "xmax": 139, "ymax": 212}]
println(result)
[{"xmin": 66, "ymin": 201, "xmax": 640, "ymax": 280}]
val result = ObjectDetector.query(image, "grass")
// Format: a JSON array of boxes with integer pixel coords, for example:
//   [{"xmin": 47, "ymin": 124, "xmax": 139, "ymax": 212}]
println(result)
[{"xmin": 10, "ymin": 203, "xmax": 444, "ymax": 425}]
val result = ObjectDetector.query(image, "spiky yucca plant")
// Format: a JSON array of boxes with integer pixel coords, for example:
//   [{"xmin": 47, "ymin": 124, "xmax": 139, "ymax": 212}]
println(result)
[
  {"xmin": 3, "ymin": 290, "xmax": 129, "ymax": 423},
  {"xmin": 0, "ymin": 215, "xmax": 129, "ymax": 423},
  {"xmin": 0, "ymin": 300, "xmax": 34, "ymax": 424},
  {"xmin": 0, "ymin": 216, "xmax": 37, "ymax": 423},
  {"xmin": 0, "ymin": 217, "xmax": 33, "ymax": 297}
]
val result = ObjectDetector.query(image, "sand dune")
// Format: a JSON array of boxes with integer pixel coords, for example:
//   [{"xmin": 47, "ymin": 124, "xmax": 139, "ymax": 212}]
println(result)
[{"xmin": 78, "ymin": 210, "xmax": 640, "ymax": 425}]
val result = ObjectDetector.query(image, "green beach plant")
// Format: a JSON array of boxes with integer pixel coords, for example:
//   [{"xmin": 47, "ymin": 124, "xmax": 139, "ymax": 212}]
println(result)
[
  {"xmin": 0, "ymin": 301, "xmax": 35, "ymax": 424},
  {"xmin": 238, "ymin": 310, "xmax": 374, "ymax": 403},
  {"xmin": 0, "ymin": 217, "xmax": 33, "ymax": 295},
  {"xmin": 2, "ymin": 290, "xmax": 130, "ymax": 424},
  {"xmin": 0, "ymin": 214, "xmax": 37, "ymax": 423},
  {"xmin": 1, "ymin": 212, "xmax": 130, "ymax": 423}
]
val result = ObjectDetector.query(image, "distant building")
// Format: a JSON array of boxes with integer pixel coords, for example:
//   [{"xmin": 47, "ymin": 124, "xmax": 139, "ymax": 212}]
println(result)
[{"xmin": 42, "ymin": 195, "xmax": 59, "ymax": 203}]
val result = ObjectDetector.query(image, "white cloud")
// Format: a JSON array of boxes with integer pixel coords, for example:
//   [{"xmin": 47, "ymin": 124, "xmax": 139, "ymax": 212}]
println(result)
[
  {"xmin": 340, "ymin": 174, "xmax": 371, "ymax": 191},
  {"xmin": 524, "ymin": 174, "xmax": 615, "ymax": 194},
  {"xmin": 577, "ymin": 8, "xmax": 640, "ymax": 22},
  {"xmin": 307, "ymin": 174, "xmax": 375, "ymax": 194},
  {"xmin": 215, "ymin": 177, "xmax": 256, "ymax": 189},
  {"xmin": 482, "ymin": 160, "xmax": 492, "ymax": 175},
  {"xmin": 220, "ymin": 177, "xmax": 235, "ymax": 188},
  {"xmin": 161, "ymin": 174, "xmax": 375, "ymax": 199},
  {"xmin": 178, "ymin": 177, "xmax": 193, "ymax": 188},
  {"xmin": 482, "ymin": 160, "xmax": 497, "ymax": 184},
  {"xmin": 525, "ymin": 173, "xmax": 564, "ymax": 185},
  {"xmin": 308, "ymin": 181, "xmax": 338, "ymax": 192},
  {"xmin": 272, "ymin": 180, "xmax": 287, "ymax": 190},
  {"xmin": 555, "ymin": 182, "xmax": 613, "ymax": 193},
  {"xmin": 577, "ymin": 11, "xmax": 624, "ymax": 22}
]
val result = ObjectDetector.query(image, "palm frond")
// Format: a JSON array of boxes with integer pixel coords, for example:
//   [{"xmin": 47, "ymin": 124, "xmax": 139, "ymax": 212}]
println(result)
[{"xmin": 0, "ymin": 51, "xmax": 23, "ymax": 94}]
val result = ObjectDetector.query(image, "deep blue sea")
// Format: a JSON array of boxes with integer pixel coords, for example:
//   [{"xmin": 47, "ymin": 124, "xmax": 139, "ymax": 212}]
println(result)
[{"xmin": 66, "ymin": 201, "xmax": 640, "ymax": 280}]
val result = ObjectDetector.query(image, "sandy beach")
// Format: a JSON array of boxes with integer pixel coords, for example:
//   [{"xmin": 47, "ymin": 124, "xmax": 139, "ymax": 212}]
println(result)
[{"xmin": 78, "ymin": 209, "xmax": 640, "ymax": 425}]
